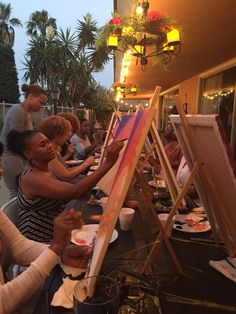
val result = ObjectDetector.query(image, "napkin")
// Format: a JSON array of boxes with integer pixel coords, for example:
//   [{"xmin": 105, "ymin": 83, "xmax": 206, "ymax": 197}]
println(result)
[
  {"xmin": 51, "ymin": 264, "xmax": 86, "ymax": 308},
  {"xmin": 60, "ymin": 264, "xmax": 86, "ymax": 277},
  {"xmin": 209, "ymin": 257, "xmax": 236, "ymax": 283},
  {"xmin": 51, "ymin": 277, "xmax": 78, "ymax": 308}
]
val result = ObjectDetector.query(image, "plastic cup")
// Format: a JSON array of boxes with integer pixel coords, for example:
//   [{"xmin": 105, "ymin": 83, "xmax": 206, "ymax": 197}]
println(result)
[
  {"xmin": 119, "ymin": 207, "xmax": 135, "ymax": 231},
  {"xmin": 158, "ymin": 213, "xmax": 175, "ymax": 237},
  {"xmin": 100, "ymin": 197, "xmax": 108, "ymax": 210},
  {"xmin": 73, "ymin": 275, "xmax": 120, "ymax": 314}
]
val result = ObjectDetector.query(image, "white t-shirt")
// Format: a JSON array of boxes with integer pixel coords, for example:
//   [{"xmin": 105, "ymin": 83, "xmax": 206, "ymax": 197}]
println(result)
[
  {"xmin": 176, "ymin": 156, "xmax": 190, "ymax": 188},
  {"xmin": 70, "ymin": 133, "xmax": 91, "ymax": 157}
]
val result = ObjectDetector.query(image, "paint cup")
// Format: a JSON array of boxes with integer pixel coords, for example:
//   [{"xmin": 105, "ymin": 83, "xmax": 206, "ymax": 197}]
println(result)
[
  {"xmin": 119, "ymin": 207, "xmax": 135, "ymax": 231},
  {"xmin": 100, "ymin": 197, "xmax": 108, "ymax": 210},
  {"xmin": 158, "ymin": 213, "xmax": 175, "ymax": 237},
  {"xmin": 73, "ymin": 275, "xmax": 120, "ymax": 314}
]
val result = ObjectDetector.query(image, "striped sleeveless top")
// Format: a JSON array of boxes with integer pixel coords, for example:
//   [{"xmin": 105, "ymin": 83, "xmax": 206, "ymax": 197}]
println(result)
[{"xmin": 17, "ymin": 170, "xmax": 64, "ymax": 244}]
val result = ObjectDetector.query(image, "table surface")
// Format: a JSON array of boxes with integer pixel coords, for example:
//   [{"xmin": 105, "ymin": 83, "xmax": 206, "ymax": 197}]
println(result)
[{"xmin": 49, "ymin": 185, "xmax": 236, "ymax": 314}]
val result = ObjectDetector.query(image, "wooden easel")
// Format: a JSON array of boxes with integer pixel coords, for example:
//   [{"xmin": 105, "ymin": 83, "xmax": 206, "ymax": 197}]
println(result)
[
  {"xmin": 140, "ymin": 161, "xmax": 199, "ymax": 273},
  {"xmin": 88, "ymin": 87, "xmax": 199, "ymax": 278},
  {"xmin": 171, "ymin": 96, "xmax": 236, "ymax": 256},
  {"xmin": 88, "ymin": 87, "xmax": 164, "ymax": 277},
  {"xmin": 98, "ymin": 107, "xmax": 121, "ymax": 166},
  {"xmin": 140, "ymin": 99, "xmax": 204, "ymax": 273}
]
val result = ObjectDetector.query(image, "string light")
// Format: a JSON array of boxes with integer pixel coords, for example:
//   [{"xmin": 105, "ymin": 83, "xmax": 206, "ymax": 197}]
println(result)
[{"xmin": 203, "ymin": 88, "xmax": 234, "ymax": 100}]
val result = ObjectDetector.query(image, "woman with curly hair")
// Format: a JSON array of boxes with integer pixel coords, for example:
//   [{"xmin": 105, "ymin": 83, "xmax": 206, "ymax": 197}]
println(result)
[
  {"xmin": 0, "ymin": 83, "xmax": 47, "ymax": 199},
  {"xmin": 57, "ymin": 112, "xmax": 80, "ymax": 160},
  {"xmin": 40, "ymin": 115, "xmax": 94, "ymax": 182}
]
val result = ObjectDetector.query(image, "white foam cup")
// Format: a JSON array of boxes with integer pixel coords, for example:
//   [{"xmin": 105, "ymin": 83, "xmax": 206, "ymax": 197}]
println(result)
[
  {"xmin": 119, "ymin": 207, "xmax": 135, "ymax": 231},
  {"xmin": 158, "ymin": 213, "xmax": 175, "ymax": 237}
]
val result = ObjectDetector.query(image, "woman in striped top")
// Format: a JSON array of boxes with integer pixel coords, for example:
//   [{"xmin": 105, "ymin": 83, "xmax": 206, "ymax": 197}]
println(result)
[{"xmin": 7, "ymin": 129, "xmax": 123, "ymax": 243}]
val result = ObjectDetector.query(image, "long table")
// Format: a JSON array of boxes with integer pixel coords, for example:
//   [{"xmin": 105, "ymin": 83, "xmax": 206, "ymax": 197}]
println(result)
[{"xmin": 48, "ymin": 186, "xmax": 236, "ymax": 314}]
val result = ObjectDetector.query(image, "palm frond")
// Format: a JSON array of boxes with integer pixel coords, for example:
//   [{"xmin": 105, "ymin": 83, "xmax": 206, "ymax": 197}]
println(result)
[
  {"xmin": 76, "ymin": 13, "xmax": 98, "ymax": 52},
  {"xmin": 87, "ymin": 46, "xmax": 111, "ymax": 72}
]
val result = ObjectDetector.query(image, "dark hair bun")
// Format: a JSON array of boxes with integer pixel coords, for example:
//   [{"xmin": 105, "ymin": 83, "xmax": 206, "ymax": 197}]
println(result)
[
  {"xmin": 21, "ymin": 84, "xmax": 30, "ymax": 93},
  {"xmin": 7, "ymin": 129, "xmax": 38, "ymax": 159}
]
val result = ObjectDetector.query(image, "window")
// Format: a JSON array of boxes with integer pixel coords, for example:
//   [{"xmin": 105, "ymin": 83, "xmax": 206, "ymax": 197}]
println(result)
[
  {"xmin": 200, "ymin": 66, "xmax": 236, "ymax": 157},
  {"xmin": 159, "ymin": 89, "xmax": 179, "ymax": 131}
]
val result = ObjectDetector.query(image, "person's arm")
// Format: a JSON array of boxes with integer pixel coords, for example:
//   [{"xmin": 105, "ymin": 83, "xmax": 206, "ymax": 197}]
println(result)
[
  {"xmin": 0, "ymin": 210, "xmax": 88, "ymax": 314},
  {"xmin": 0, "ymin": 211, "xmax": 59, "ymax": 314},
  {"xmin": 62, "ymin": 144, "xmax": 74, "ymax": 161},
  {"xmin": 25, "ymin": 141, "xmax": 124, "ymax": 200},
  {"xmin": 48, "ymin": 155, "xmax": 95, "ymax": 181}
]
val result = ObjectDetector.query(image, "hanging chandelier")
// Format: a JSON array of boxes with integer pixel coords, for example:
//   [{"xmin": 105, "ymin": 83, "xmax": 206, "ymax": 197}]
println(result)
[{"xmin": 96, "ymin": 1, "xmax": 181, "ymax": 71}]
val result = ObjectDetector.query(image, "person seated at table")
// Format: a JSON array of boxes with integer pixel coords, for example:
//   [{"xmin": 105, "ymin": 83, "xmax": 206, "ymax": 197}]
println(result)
[
  {"xmin": 57, "ymin": 112, "xmax": 81, "ymax": 161},
  {"xmin": 40, "ymin": 115, "xmax": 95, "ymax": 182},
  {"xmin": 70, "ymin": 118, "xmax": 104, "ymax": 159},
  {"xmin": 162, "ymin": 122, "xmax": 183, "ymax": 173},
  {"xmin": 176, "ymin": 155, "xmax": 198, "ymax": 198},
  {"xmin": 0, "ymin": 138, "xmax": 90, "ymax": 313},
  {"xmin": 7, "ymin": 129, "xmax": 123, "ymax": 243}
]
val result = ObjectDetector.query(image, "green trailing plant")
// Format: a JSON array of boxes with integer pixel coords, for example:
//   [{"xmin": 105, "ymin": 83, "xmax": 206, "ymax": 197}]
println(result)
[{"xmin": 96, "ymin": 10, "xmax": 180, "ymax": 68}]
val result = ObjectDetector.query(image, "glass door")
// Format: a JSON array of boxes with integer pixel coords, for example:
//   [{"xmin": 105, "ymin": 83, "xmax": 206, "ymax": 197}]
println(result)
[{"xmin": 200, "ymin": 66, "xmax": 236, "ymax": 158}]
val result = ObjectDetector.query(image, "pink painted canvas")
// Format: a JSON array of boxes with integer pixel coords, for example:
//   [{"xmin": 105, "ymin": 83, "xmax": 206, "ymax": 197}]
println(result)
[
  {"xmin": 88, "ymin": 107, "xmax": 156, "ymax": 277},
  {"xmin": 97, "ymin": 114, "xmax": 137, "ymax": 194}
]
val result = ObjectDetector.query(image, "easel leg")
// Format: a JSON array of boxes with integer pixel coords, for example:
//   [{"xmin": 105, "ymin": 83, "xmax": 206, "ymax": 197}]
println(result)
[{"xmin": 140, "ymin": 163, "xmax": 199, "ymax": 274}]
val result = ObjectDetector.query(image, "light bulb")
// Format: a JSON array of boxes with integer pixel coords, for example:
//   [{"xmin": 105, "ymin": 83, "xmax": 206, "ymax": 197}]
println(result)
[{"xmin": 136, "ymin": 3, "xmax": 143, "ymax": 15}]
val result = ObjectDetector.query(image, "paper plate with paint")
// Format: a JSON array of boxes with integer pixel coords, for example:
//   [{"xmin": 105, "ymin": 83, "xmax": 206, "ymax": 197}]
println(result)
[{"xmin": 71, "ymin": 224, "xmax": 118, "ymax": 246}]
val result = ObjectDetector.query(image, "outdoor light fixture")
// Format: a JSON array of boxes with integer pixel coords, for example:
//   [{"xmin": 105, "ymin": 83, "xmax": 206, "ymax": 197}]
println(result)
[
  {"xmin": 136, "ymin": 1, "xmax": 150, "ymax": 16},
  {"xmin": 51, "ymin": 87, "xmax": 60, "ymax": 114},
  {"xmin": 97, "ymin": 1, "xmax": 181, "ymax": 71},
  {"xmin": 107, "ymin": 34, "xmax": 118, "ymax": 48},
  {"xmin": 111, "ymin": 82, "xmax": 138, "ymax": 99}
]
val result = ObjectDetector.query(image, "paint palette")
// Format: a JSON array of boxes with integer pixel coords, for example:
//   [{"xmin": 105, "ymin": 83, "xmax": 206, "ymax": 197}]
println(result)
[
  {"xmin": 173, "ymin": 214, "xmax": 211, "ymax": 233},
  {"xmin": 71, "ymin": 224, "xmax": 118, "ymax": 247}
]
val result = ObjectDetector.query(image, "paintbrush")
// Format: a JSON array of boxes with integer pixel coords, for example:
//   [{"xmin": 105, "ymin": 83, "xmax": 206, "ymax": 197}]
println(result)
[
  {"xmin": 103, "ymin": 138, "xmax": 129, "ymax": 150},
  {"xmin": 85, "ymin": 235, "xmax": 96, "ymax": 278}
]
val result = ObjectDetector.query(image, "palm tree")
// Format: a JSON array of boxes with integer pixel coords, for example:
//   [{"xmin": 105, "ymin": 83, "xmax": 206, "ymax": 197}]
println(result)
[
  {"xmin": 0, "ymin": 2, "xmax": 20, "ymax": 103},
  {"xmin": 76, "ymin": 13, "xmax": 97, "ymax": 52},
  {"xmin": 23, "ymin": 36, "xmax": 59, "ymax": 88},
  {"xmin": 0, "ymin": 2, "xmax": 22, "ymax": 47},
  {"xmin": 75, "ymin": 13, "xmax": 111, "ymax": 71},
  {"xmin": 26, "ymin": 10, "xmax": 57, "ymax": 38},
  {"xmin": 23, "ymin": 13, "xmax": 112, "ymax": 109}
]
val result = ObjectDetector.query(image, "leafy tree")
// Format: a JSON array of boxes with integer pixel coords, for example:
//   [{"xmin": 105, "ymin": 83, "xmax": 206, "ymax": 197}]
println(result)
[
  {"xmin": 85, "ymin": 84, "xmax": 114, "ymax": 122},
  {"xmin": 0, "ymin": 2, "xmax": 22, "ymax": 47},
  {"xmin": 23, "ymin": 12, "xmax": 112, "ymax": 112},
  {"xmin": 0, "ymin": 45, "xmax": 20, "ymax": 103},
  {"xmin": 26, "ymin": 10, "xmax": 57, "ymax": 38},
  {"xmin": 0, "ymin": 2, "xmax": 21, "ymax": 103}
]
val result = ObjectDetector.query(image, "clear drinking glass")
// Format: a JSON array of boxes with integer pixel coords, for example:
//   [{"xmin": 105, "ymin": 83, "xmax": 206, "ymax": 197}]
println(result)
[{"xmin": 73, "ymin": 275, "xmax": 120, "ymax": 314}]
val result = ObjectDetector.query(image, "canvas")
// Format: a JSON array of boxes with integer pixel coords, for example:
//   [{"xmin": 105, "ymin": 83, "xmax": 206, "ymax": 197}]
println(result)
[
  {"xmin": 87, "ymin": 86, "xmax": 160, "ymax": 277},
  {"xmin": 97, "ymin": 114, "xmax": 136, "ymax": 194},
  {"xmin": 170, "ymin": 113, "xmax": 236, "ymax": 255}
]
